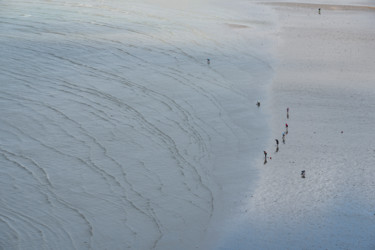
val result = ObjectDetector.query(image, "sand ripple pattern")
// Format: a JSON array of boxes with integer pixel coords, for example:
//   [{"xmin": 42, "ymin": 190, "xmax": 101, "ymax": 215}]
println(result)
[{"xmin": 0, "ymin": 0, "xmax": 273, "ymax": 249}]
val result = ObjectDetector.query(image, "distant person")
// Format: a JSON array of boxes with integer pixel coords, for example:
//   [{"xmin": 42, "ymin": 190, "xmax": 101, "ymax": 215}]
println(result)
[
  {"xmin": 282, "ymin": 132, "xmax": 285, "ymax": 144},
  {"xmin": 318, "ymin": 8, "xmax": 321, "ymax": 14},
  {"xmin": 207, "ymin": 58, "xmax": 210, "ymax": 64},
  {"xmin": 301, "ymin": 170, "xmax": 306, "ymax": 178},
  {"xmin": 264, "ymin": 151, "xmax": 268, "ymax": 164},
  {"xmin": 287, "ymin": 107, "xmax": 289, "ymax": 119},
  {"xmin": 285, "ymin": 123, "xmax": 289, "ymax": 133},
  {"xmin": 275, "ymin": 139, "xmax": 279, "ymax": 152},
  {"xmin": 256, "ymin": 101, "xmax": 260, "ymax": 107}
]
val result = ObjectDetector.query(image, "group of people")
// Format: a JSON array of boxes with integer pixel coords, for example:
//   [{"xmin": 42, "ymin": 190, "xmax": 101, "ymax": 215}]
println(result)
[
  {"xmin": 261, "ymin": 106, "xmax": 304, "ymax": 178},
  {"xmin": 263, "ymin": 107, "xmax": 289, "ymax": 163}
]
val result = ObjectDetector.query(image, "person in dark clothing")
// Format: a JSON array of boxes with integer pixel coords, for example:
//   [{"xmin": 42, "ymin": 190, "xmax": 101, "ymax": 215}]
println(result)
[
  {"xmin": 264, "ymin": 151, "xmax": 268, "ymax": 164},
  {"xmin": 301, "ymin": 170, "xmax": 306, "ymax": 178},
  {"xmin": 256, "ymin": 101, "xmax": 260, "ymax": 107},
  {"xmin": 275, "ymin": 139, "xmax": 279, "ymax": 152}
]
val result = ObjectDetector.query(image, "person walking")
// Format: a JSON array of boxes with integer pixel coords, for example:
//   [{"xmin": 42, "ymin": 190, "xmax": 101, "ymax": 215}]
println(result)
[
  {"xmin": 207, "ymin": 58, "xmax": 210, "ymax": 65},
  {"xmin": 263, "ymin": 151, "xmax": 268, "ymax": 164},
  {"xmin": 285, "ymin": 123, "xmax": 289, "ymax": 134},
  {"xmin": 275, "ymin": 139, "xmax": 279, "ymax": 152},
  {"xmin": 287, "ymin": 107, "xmax": 289, "ymax": 119},
  {"xmin": 282, "ymin": 132, "xmax": 285, "ymax": 144}
]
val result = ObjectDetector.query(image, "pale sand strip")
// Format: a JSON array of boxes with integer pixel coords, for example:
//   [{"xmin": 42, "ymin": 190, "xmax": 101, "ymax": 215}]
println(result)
[{"xmin": 266, "ymin": 2, "xmax": 375, "ymax": 11}]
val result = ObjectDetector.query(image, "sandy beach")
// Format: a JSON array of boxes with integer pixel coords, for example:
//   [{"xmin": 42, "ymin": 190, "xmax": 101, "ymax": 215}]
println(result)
[
  {"xmin": 0, "ymin": 0, "xmax": 374, "ymax": 249},
  {"xmin": 0, "ymin": 0, "xmax": 273, "ymax": 249}
]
